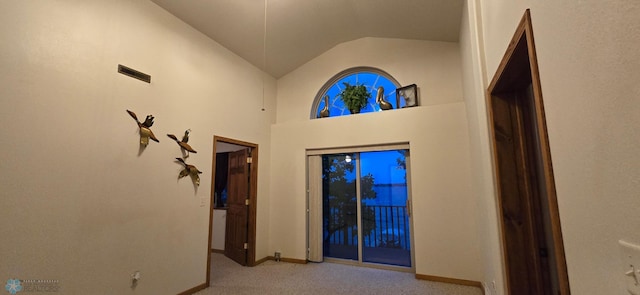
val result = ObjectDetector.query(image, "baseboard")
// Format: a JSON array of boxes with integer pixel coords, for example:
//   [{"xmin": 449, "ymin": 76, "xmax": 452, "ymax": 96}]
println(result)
[
  {"xmin": 260, "ymin": 256, "xmax": 308, "ymax": 265},
  {"xmin": 176, "ymin": 282, "xmax": 207, "ymax": 295},
  {"xmin": 254, "ymin": 256, "xmax": 271, "ymax": 265},
  {"xmin": 280, "ymin": 257, "xmax": 307, "ymax": 264},
  {"xmin": 210, "ymin": 250, "xmax": 307, "ymax": 266},
  {"xmin": 415, "ymin": 273, "xmax": 484, "ymax": 293}
]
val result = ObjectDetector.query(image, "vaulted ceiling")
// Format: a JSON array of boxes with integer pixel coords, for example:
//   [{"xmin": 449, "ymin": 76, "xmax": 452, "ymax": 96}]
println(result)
[{"xmin": 151, "ymin": 0, "xmax": 464, "ymax": 78}]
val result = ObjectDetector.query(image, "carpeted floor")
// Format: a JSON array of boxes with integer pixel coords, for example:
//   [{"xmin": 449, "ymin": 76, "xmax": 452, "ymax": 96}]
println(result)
[{"xmin": 194, "ymin": 253, "xmax": 483, "ymax": 295}]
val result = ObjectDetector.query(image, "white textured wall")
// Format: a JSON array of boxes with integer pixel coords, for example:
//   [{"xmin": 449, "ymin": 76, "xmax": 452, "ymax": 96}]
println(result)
[
  {"xmin": 459, "ymin": 0, "xmax": 504, "ymax": 293},
  {"xmin": 270, "ymin": 37, "xmax": 483, "ymax": 281},
  {"xmin": 463, "ymin": 0, "xmax": 640, "ymax": 293},
  {"xmin": 0, "ymin": 1, "xmax": 275, "ymax": 294}
]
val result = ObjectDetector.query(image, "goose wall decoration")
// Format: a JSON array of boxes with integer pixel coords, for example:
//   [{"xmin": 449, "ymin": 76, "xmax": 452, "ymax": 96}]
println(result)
[
  {"xmin": 167, "ymin": 129, "xmax": 197, "ymax": 158},
  {"xmin": 175, "ymin": 157, "xmax": 203, "ymax": 186},
  {"xmin": 126, "ymin": 109, "xmax": 159, "ymax": 146}
]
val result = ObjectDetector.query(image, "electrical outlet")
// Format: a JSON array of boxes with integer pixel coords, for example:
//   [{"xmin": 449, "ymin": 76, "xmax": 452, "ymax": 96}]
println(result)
[
  {"xmin": 200, "ymin": 197, "xmax": 206, "ymax": 207},
  {"xmin": 619, "ymin": 240, "xmax": 640, "ymax": 295}
]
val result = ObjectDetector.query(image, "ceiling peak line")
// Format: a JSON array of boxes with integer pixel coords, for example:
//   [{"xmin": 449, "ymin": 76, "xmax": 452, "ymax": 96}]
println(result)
[{"xmin": 151, "ymin": 0, "xmax": 464, "ymax": 78}]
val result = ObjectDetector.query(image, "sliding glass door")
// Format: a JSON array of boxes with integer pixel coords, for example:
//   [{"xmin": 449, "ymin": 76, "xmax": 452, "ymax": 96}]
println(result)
[
  {"xmin": 319, "ymin": 149, "xmax": 411, "ymax": 268},
  {"xmin": 322, "ymin": 153, "xmax": 358, "ymax": 260},
  {"xmin": 360, "ymin": 150, "xmax": 411, "ymax": 267}
]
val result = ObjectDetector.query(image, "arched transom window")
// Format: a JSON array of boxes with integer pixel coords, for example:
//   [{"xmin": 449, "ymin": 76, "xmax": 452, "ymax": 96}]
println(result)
[{"xmin": 311, "ymin": 67, "xmax": 401, "ymax": 119}]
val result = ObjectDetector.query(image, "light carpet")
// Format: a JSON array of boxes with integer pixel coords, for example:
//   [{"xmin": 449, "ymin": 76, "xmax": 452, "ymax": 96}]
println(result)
[{"xmin": 194, "ymin": 253, "xmax": 483, "ymax": 295}]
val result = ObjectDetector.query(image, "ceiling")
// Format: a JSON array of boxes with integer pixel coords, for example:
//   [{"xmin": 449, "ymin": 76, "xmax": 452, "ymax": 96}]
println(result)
[{"xmin": 151, "ymin": 0, "xmax": 465, "ymax": 78}]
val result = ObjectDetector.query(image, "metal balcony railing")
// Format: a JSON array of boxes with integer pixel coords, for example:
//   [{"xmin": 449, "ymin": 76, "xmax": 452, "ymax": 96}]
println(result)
[{"xmin": 325, "ymin": 205, "xmax": 410, "ymax": 250}]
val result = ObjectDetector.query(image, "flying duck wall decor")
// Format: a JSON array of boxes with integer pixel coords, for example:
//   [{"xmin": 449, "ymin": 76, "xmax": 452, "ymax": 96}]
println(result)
[
  {"xmin": 167, "ymin": 129, "xmax": 197, "ymax": 158},
  {"xmin": 126, "ymin": 109, "xmax": 159, "ymax": 146},
  {"xmin": 175, "ymin": 157, "xmax": 203, "ymax": 186}
]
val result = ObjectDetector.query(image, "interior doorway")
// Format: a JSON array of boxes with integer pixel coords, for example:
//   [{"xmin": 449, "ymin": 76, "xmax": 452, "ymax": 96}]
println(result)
[
  {"xmin": 487, "ymin": 10, "xmax": 570, "ymax": 294},
  {"xmin": 206, "ymin": 136, "xmax": 258, "ymax": 284}
]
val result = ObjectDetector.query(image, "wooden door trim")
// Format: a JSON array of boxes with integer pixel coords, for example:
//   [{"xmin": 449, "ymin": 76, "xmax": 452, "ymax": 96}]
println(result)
[
  {"xmin": 206, "ymin": 136, "xmax": 259, "ymax": 287},
  {"xmin": 487, "ymin": 9, "xmax": 570, "ymax": 294}
]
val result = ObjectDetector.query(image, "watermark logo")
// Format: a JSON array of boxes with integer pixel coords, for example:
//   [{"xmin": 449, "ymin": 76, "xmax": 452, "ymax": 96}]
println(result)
[
  {"xmin": 4, "ymin": 279, "xmax": 59, "ymax": 294},
  {"xmin": 5, "ymin": 279, "xmax": 22, "ymax": 295}
]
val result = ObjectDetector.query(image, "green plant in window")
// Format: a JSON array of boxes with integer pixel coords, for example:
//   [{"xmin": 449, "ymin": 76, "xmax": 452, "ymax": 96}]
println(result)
[{"xmin": 338, "ymin": 82, "xmax": 371, "ymax": 114}]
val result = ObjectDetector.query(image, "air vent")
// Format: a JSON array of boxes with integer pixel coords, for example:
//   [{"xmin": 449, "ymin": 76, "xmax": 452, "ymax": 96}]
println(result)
[{"xmin": 118, "ymin": 64, "xmax": 151, "ymax": 83}]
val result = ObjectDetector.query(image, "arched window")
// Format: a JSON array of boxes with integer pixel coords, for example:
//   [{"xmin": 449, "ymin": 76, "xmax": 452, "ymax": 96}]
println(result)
[{"xmin": 311, "ymin": 67, "xmax": 401, "ymax": 119}]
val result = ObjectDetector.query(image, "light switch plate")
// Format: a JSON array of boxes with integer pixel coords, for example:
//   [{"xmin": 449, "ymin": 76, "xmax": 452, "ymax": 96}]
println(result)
[{"xmin": 619, "ymin": 240, "xmax": 640, "ymax": 295}]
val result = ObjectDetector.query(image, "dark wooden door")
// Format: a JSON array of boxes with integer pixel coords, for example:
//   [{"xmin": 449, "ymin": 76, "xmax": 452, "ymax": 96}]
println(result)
[
  {"xmin": 225, "ymin": 149, "xmax": 249, "ymax": 266},
  {"xmin": 488, "ymin": 10, "xmax": 569, "ymax": 294},
  {"xmin": 493, "ymin": 92, "xmax": 546, "ymax": 294}
]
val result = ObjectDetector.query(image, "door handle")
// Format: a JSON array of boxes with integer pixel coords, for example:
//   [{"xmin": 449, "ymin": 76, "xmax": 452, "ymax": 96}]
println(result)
[{"xmin": 406, "ymin": 199, "xmax": 411, "ymax": 217}]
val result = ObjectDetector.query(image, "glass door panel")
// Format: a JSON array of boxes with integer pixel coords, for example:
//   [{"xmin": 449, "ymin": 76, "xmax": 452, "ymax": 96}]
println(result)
[
  {"xmin": 322, "ymin": 153, "xmax": 358, "ymax": 261},
  {"xmin": 360, "ymin": 150, "xmax": 411, "ymax": 267}
]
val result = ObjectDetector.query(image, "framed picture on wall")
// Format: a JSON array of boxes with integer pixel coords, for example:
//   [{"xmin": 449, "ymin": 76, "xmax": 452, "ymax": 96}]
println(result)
[{"xmin": 396, "ymin": 84, "xmax": 418, "ymax": 108}]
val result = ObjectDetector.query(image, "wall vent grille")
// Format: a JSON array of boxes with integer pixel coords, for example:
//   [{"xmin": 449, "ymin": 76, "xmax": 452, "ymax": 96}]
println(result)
[{"xmin": 118, "ymin": 64, "xmax": 151, "ymax": 83}]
